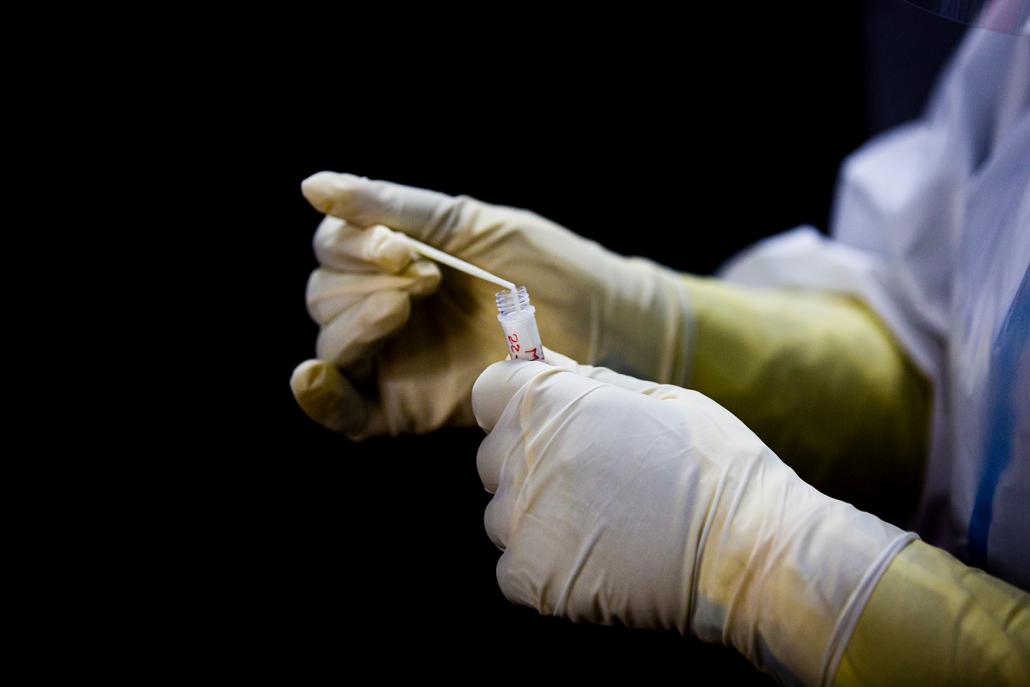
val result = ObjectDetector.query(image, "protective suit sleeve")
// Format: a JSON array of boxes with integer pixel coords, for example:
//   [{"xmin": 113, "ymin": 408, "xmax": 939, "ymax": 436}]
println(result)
[
  {"xmin": 834, "ymin": 540, "xmax": 1030, "ymax": 686},
  {"xmin": 679, "ymin": 274, "xmax": 931, "ymax": 523}
]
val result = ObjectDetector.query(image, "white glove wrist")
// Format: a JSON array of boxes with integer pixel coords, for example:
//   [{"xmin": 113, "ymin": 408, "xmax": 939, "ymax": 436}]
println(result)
[{"xmin": 694, "ymin": 463, "xmax": 915, "ymax": 685}]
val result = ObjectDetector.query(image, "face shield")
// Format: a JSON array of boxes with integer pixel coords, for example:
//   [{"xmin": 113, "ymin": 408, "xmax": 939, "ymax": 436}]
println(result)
[{"xmin": 904, "ymin": 0, "xmax": 1029, "ymax": 34}]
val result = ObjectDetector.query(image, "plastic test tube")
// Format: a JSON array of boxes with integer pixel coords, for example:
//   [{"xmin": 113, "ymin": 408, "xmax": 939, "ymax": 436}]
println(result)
[
  {"xmin": 496, "ymin": 286, "xmax": 546, "ymax": 362},
  {"xmin": 404, "ymin": 235, "xmax": 546, "ymax": 361}
]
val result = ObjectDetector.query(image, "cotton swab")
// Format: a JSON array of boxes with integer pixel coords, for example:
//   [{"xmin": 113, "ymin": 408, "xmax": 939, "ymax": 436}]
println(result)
[
  {"xmin": 405, "ymin": 235, "xmax": 518, "ymax": 298},
  {"xmin": 403, "ymin": 235, "xmax": 543, "ymax": 359}
]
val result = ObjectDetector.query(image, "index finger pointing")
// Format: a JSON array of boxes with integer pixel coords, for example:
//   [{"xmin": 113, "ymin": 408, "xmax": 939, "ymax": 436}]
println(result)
[{"xmin": 301, "ymin": 171, "xmax": 460, "ymax": 240}]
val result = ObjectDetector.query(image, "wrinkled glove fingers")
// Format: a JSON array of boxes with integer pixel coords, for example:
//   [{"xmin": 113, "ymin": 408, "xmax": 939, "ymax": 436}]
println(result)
[
  {"xmin": 290, "ymin": 359, "xmax": 388, "ymax": 440},
  {"xmin": 305, "ymin": 261, "xmax": 440, "ymax": 325},
  {"xmin": 478, "ymin": 423, "xmax": 530, "ymax": 551},
  {"xmin": 471, "ymin": 355, "xmax": 687, "ymax": 435},
  {"xmin": 307, "ymin": 262, "xmax": 440, "ymax": 367},
  {"xmin": 313, "ymin": 216, "xmax": 415, "ymax": 274},
  {"xmin": 540, "ymin": 350, "xmax": 689, "ymax": 400},
  {"xmin": 314, "ymin": 290, "xmax": 409, "ymax": 368},
  {"xmin": 571, "ymin": 365, "xmax": 689, "ymax": 400}
]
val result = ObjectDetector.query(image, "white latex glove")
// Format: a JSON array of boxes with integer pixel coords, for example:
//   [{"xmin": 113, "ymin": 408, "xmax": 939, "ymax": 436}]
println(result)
[
  {"xmin": 472, "ymin": 358, "xmax": 916, "ymax": 687},
  {"xmin": 291, "ymin": 172, "xmax": 693, "ymax": 440}
]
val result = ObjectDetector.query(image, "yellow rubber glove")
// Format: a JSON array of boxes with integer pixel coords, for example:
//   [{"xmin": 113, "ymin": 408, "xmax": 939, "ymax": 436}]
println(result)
[
  {"xmin": 835, "ymin": 540, "xmax": 1030, "ymax": 685},
  {"xmin": 291, "ymin": 173, "xmax": 693, "ymax": 439},
  {"xmin": 679, "ymin": 275, "xmax": 931, "ymax": 523}
]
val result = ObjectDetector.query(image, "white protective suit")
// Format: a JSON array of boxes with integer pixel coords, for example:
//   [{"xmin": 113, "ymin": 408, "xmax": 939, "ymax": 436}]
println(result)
[{"xmin": 720, "ymin": 7, "xmax": 1029, "ymax": 589}]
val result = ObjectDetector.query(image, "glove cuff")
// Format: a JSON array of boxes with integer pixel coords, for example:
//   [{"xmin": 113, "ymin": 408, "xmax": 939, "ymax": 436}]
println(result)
[
  {"xmin": 818, "ymin": 530, "xmax": 917, "ymax": 687},
  {"xmin": 692, "ymin": 462, "xmax": 916, "ymax": 687}
]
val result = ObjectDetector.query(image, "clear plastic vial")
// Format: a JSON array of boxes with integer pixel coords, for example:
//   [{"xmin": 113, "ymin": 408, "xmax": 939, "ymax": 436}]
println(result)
[{"xmin": 496, "ymin": 286, "xmax": 546, "ymax": 362}]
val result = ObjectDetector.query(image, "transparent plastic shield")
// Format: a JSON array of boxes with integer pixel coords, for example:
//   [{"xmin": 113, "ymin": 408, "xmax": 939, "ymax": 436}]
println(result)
[{"xmin": 904, "ymin": 0, "xmax": 1029, "ymax": 34}]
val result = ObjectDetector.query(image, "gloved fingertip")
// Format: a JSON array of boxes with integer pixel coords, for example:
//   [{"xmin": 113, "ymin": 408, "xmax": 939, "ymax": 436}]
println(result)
[
  {"xmin": 471, "ymin": 359, "xmax": 553, "ymax": 432},
  {"xmin": 368, "ymin": 225, "xmax": 413, "ymax": 273},
  {"xmin": 290, "ymin": 359, "xmax": 368, "ymax": 439},
  {"xmin": 405, "ymin": 259, "xmax": 442, "ymax": 297},
  {"xmin": 290, "ymin": 358, "xmax": 338, "ymax": 412},
  {"xmin": 541, "ymin": 347, "xmax": 580, "ymax": 370},
  {"xmin": 300, "ymin": 171, "xmax": 340, "ymax": 213}
]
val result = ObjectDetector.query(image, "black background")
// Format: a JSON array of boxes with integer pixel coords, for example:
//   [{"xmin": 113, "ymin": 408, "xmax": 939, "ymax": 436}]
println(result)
[{"xmin": 224, "ymin": 2, "xmax": 966, "ymax": 681}]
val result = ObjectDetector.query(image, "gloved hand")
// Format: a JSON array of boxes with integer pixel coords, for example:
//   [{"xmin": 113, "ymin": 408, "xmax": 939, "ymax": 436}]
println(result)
[
  {"xmin": 472, "ymin": 357, "xmax": 915, "ymax": 687},
  {"xmin": 291, "ymin": 172, "xmax": 693, "ymax": 439}
]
